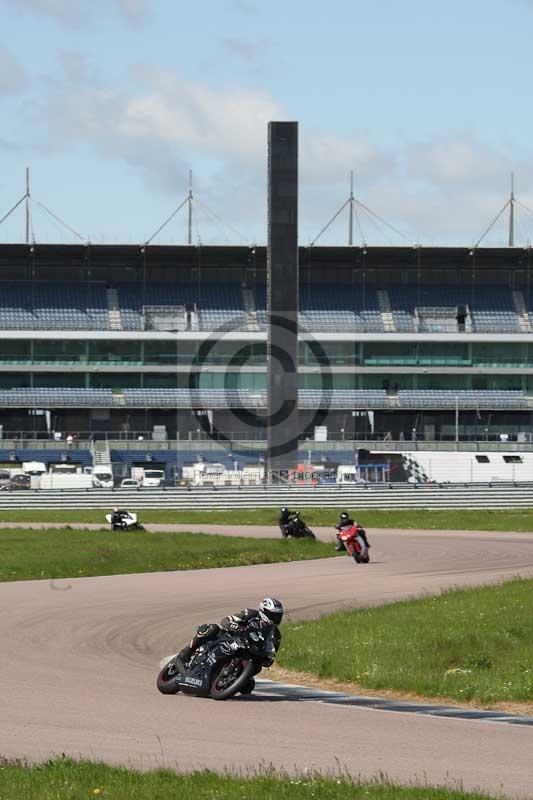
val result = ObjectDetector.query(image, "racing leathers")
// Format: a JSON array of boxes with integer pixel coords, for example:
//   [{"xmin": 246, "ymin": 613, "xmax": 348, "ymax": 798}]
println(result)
[
  {"xmin": 110, "ymin": 509, "xmax": 128, "ymax": 530},
  {"xmin": 176, "ymin": 608, "xmax": 281, "ymax": 668}
]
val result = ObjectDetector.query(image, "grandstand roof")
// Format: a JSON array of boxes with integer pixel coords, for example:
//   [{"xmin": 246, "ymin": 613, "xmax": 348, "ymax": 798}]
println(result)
[{"xmin": 1, "ymin": 243, "xmax": 532, "ymax": 275}]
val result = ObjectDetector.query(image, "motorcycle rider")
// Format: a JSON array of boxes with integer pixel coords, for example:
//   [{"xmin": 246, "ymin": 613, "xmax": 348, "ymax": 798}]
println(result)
[
  {"xmin": 279, "ymin": 506, "xmax": 292, "ymax": 537},
  {"xmin": 334, "ymin": 511, "xmax": 370, "ymax": 551},
  {"xmin": 110, "ymin": 506, "xmax": 128, "ymax": 531},
  {"xmin": 290, "ymin": 511, "xmax": 308, "ymax": 536},
  {"xmin": 175, "ymin": 597, "xmax": 284, "ymax": 693}
]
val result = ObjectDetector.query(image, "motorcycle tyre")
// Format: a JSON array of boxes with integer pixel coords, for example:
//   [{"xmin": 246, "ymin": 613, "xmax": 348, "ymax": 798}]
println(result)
[
  {"xmin": 352, "ymin": 552, "xmax": 362, "ymax": 564},
  {"xmin": 210, "ymin": 657, "xmax": 255, "ymax": 701},
  {"xmin": 303, "ymin": 527, "xmax": 316, "ymax": 540},
  {"xmin": 156, "ymin": 658, "xmax": 182, "ymax": 694}
]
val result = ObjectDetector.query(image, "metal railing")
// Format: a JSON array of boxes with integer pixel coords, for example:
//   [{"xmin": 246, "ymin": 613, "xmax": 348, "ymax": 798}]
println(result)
[
  {"xmin": 0, "ymin": 483, "xmax": 532, "ymax": 510},
  {"xmin": 2, "ymin": 436, "xmax": 533, "ymax": 453}
]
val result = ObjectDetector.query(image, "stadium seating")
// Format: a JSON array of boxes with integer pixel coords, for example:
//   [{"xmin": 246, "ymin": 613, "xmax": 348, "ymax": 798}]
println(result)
[
  {"xmin": 256, "ymin": 284, "xmax": 384, "ymax": 332},
  {"xmin": 0, "ymin": 389, "xmax": 113, "ymax": 406},
  {"xmin": 387, "ymin": 285, "xmax": 520, "ymax": 333},
  {"xmin": 397, "ymin": 390, "xmax": 526, "ymax": 409},
  {"xmin": 0, "ymin": 448, "xmax": 92, "ymax": 466},
  {"xmin": 0, "ymin": 280, "xmax": 526, "ymax": 334},
  {"xmin": 0, "ymin": 283, "xmax": 109, "ymax": 330},
  {"xmin": 116, "ymin": 283, "xmax": 247, "ymax": 331},
  {"xmin": 0, "ymin": 388, "xmax": 525, "ymax": 410}
]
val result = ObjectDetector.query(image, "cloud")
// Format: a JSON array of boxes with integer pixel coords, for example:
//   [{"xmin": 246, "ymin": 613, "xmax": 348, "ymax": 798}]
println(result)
[
  {"xmin": 23, "ymin": 59, "xmax": 533, "ymax": 245},
  {"xmin": 1, "ymin": 0, "xmax": 149, "ymax": 27},
  {"xmin": 114, "ymin": 0, "xmax": 149, "ymax": 27},
  {"xmin": 39, "ymin": 66, "xmax": 391, "ymax": 192},
  {"xmin": 1, "ymin": 0, "xmax": 87, "ymax": 25},
  {"xmin": 59, "ymin": 51, "xmax": 93, "ymax": 84},
  {"xmin": 226, "ymin": 0, "xmax": 258, "ymax": 13},
  {"xmin": 301, "ymin": 133, "xmax": 393, "ymax": 184},
  {"xmin": 406, "ymin": 137, "xmax": 512, "ymax": 187},
  {"xmin": 0, "ymin": 45, "xmax": 29, "ymax": 95},
  {"xmin": 222, "ymin": 37, "xmax": 269, "ymax": 63},
  {"xmin": 41, "ymin": 67, "xmax": 283, "ymax": 177}
]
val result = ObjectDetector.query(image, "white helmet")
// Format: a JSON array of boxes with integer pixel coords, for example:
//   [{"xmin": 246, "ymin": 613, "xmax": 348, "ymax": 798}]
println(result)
[{"xmin": 259, "ymin": 597, "xmax": 284, "ymax": 625}]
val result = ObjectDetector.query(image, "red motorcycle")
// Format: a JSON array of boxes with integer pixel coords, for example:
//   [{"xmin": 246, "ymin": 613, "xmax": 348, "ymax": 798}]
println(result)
[{"xmin": 338, "ymin": 524, "xmax": 370, "ymax": 564}]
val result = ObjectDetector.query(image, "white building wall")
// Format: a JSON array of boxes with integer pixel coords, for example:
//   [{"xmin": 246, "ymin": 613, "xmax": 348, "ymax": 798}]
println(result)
[{"xmin": 397, "ymin": 451, "xmax": 533, "ymax": 483}]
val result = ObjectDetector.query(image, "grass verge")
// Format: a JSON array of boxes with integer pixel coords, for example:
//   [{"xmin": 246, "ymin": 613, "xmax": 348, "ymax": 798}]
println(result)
[
  {"xmin": 0, "ymin": 528, "xmax": 338, "ymax": 582},
  {"xmin": 0, "ymin": 758, "xmax": 500, "ymax": 800},
  {"xmin": 1, "ymin": 507, "xmax": 533, "ymax": 531},
  {"xmin": 278, "ymin": 578, "xmax": 533, "ymax": 706}
]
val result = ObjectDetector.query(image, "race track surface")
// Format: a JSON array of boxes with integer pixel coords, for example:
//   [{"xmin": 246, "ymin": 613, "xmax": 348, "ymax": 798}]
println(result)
[{"xmin": 1, "ymin": 528, "xmax": 533, "ymax": 797}]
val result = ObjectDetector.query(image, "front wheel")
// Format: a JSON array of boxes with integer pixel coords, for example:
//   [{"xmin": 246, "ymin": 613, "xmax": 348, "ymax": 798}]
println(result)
[
  {"xmin": 303, "ymin": 527, "xmax": 316, "ymax": 540},
  {"xmin": 156, "ymin": 658, "xmax": 181, "ymax": 694},
  {"xmin": 210, "ymin": 657, "xmax": 255, "ymax": 700}
]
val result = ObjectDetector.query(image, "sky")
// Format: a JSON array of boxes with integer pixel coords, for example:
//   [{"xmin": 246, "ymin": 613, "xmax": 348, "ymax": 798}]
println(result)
[{"xmin": 1, "ymin": 0, "xmax": 533, "ymax": 246}]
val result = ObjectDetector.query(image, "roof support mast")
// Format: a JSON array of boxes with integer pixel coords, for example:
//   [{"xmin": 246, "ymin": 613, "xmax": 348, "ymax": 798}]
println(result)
[
  {"xmin": 348, "ymin": 171, "xmax": 354, "ymax": 246},
  {"xmin": 187, "ymin": 170, "xmax": 193, "ymax": 245},
  {"xmin": 25, "ymin": 167, "xmax": 30, "ymax": 244},
  {"xmin": 509, "ymin": 172, "xmax": 515, "ymax": 247}
]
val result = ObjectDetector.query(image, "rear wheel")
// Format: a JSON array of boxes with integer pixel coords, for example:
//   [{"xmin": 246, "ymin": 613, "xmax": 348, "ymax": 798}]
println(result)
[
  {"xmin": 210, "ymin": 657, "xmax": 255, "ymax": 700},
  {"xmin": 156, "ymin": 658, "xmax": 181, "ymax": 694}
]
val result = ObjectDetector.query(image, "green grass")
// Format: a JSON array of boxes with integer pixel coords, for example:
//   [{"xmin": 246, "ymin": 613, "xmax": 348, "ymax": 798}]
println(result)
[
  {"xmin": 0, "ymin": 758, "xmax": 500, "ymax": 800},
  {"xmin": 278, "ymin": 578, "xmax": 533, "ymax": 705},
  {"xmin": 0, "ymin": 527, "xmax": 338, "ymax": 582},
  {"xmin": 1, "ymin": 507, "xmax": 533, "ymax": 531}
]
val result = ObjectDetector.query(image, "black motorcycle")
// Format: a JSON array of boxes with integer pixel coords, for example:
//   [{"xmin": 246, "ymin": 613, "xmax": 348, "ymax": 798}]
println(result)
[
  {"xmin": 156, "ymin": 627, "xmax": 277, "ymax": 700},
  {"xmin": 280, "ymin": 514, "xmax": 316, "ymax": 540}
]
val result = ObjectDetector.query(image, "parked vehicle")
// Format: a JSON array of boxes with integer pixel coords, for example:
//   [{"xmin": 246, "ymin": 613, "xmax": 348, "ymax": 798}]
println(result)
[
  {"xmin": 140, "ymin": 469, "xmax": 165, "ymax": 488},
  {"xmin": 9, "ymin": 473, "xmax": 31, "ymax": 490},
  {"xmin": 92, "ymin": 466, "xmax": 114, "ymax": 489},
  {"xmin": 157, "ymin": 626, "xmax": 277, "ymax": 700},
  {"xmin": 120, "ymin": 478, "xmax": 140, "ymax": 489},
  {"xmin": 338, "ymin": 524, "xmax": 370, "ymax": 563},
  {"xmin": 0, "ymin": 470, "xmax": 11, "ymax": 489}
]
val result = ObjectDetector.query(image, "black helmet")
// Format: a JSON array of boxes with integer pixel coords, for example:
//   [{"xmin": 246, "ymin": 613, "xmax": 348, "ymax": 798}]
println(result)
[
  {"xmin": 259, "ymin": 597, "xmax": 284, "ymax": 625},
  {"xmin": 340, "ymin": 511, "xmax": 350, "ymax": 521},
  {"xmin": 280, "ymin": 507, "xmax": 288, "ymax": 513}
]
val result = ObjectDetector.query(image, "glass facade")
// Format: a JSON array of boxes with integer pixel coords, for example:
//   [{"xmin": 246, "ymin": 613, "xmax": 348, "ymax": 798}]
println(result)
[
  {"xmin": 1, "ymin": 339, "xmax": 532, "ymax": 369},
  {"xmin": 0, "ymin": 338, "xmax": 531, "ymax": 392}
]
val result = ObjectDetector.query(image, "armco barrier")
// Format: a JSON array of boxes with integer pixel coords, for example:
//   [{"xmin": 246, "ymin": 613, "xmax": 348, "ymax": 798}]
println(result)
[{"xmin": 0, "ymin": 483, "xmax": 532, "ymax": 510}]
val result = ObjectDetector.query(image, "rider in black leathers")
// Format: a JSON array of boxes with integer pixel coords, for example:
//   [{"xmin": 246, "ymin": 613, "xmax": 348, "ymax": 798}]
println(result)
[
  {"xmin": 279, "ymin": 507, "xmax": 292, "ymax": 536},
  {"xmin": 334, "ymin": 511, "xmax": 370, "ymax": 551},
  {"xmin": 175, "ymin": 597, "xmax": 284, "ymax": 693},
  {"xmin": 279, "ymin": 507, "xmax": 310, "ymax": 537}
]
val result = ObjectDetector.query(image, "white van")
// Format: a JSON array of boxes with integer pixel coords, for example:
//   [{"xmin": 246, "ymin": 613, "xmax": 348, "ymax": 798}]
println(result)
[
  {"xmin": 92, "ymin": 466, "xmax": 114, "ymax": 489},
  {"xmin": 142, "ymin": 469, "xmax": 165, "ymax": 487}
]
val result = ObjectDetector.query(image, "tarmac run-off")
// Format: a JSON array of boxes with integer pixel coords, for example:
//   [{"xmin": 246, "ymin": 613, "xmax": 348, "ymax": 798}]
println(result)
[{"xmin": 1, "ymin": 527, "xmax": 533, "ymax": 798}]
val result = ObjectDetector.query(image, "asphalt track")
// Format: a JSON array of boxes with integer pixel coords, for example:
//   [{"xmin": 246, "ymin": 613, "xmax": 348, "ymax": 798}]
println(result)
[{"xmin": 1, "ymin": 528, "xmax": 533, "ymax": 797}]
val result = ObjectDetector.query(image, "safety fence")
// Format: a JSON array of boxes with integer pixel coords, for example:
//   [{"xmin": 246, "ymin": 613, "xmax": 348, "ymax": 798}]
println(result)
[{"xmin": 0, "ymin": 482, "xmax": 532, "ymax": 510}]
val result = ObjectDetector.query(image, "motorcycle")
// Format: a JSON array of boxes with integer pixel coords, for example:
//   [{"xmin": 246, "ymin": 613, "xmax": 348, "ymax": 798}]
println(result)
[
  {"xmin": 105, "ymin": 511, "xmax": 139, "ymax": 531},
  {"xmin": 338, "ymin": 524, "xmax": 370, "ymax": 563},
  {"xmin": 157, "ymin": 627, "xmax": 277, "ymax": 700},
  {"xmin": 280, "ymin": 514, "xmax": 316, "ymax": 540}
]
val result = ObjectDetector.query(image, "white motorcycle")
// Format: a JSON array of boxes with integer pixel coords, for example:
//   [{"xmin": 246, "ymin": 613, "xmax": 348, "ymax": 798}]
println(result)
[{"xmin": 105, "ymin": 511, "xmax": 139, "ymax": 531}]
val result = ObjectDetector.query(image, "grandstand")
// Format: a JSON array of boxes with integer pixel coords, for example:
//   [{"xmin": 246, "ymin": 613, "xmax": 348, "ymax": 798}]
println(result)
[{"xmin": 1, "ymin": 242, "xmax": 533, "ymax": 481}]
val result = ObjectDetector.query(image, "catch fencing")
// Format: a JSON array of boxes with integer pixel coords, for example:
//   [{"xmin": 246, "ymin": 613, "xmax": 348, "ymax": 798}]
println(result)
[{"xmin": 0, "ymin": 482, "xmax": 532, "ymax": 510}]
